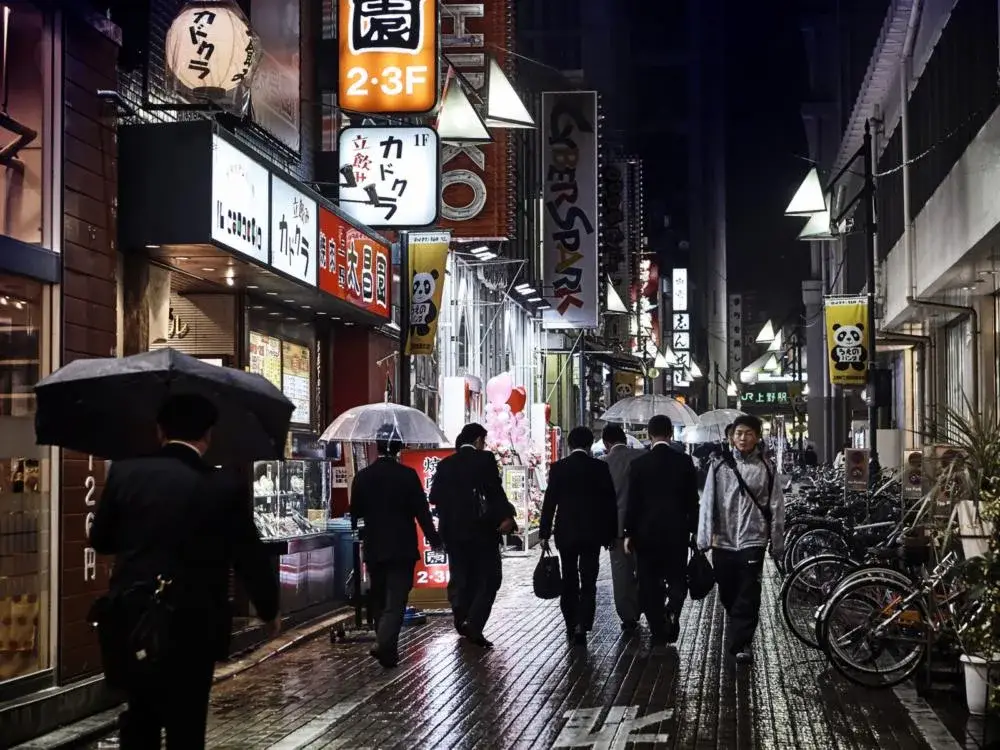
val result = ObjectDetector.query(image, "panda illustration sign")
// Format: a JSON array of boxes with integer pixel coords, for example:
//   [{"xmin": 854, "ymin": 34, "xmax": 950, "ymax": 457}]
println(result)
[
  {"xmin": 824, "ymin": 296, "xmax": 870, "ymax": 387},
  {"xmin": 405, "ymin": 231, "xmax": 452, "ymax": 356}
]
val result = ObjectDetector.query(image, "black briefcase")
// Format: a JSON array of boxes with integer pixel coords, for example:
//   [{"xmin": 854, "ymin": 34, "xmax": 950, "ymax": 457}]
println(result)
[
  {"xmin": 687, "ymin": 550, "xmax": 716, "ymax": 600},
  {"xmin": 532, "ymin": 549, "xmax": 562, "ymax": 600}
]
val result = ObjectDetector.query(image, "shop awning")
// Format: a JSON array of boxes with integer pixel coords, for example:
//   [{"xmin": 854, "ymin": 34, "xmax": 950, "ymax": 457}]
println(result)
[{"xmin": 0, "ymin": 235, "xmax": 60, "ymax": 284}]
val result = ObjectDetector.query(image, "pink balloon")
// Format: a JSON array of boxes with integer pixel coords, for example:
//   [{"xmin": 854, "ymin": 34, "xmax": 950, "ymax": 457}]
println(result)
[{"xmin": 485, "ymin": 373, "xmax": 513, "ymax": 405}]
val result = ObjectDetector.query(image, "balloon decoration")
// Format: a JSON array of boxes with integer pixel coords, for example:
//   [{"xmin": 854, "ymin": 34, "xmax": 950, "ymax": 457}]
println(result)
[{"xmin": 483, "ymin": 373, "xmax": 531, "ymax": 456}]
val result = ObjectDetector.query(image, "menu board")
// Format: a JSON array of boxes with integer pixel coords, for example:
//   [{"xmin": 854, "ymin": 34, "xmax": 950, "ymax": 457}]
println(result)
[
  {"xmin": 249, "ymin": 331, "xmax": 282, "ymax": 390},
  {"xmin": 282, "ymin": 341, "xmax": 311, "ymax": 424}
]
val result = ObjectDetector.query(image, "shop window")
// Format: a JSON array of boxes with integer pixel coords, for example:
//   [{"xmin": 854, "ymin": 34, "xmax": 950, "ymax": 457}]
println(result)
[
  {"xmin": 0, "ymin": 275, "xmax": 51, "ymax": 685},
  {"xmin": 945, "ymin": 318, "xmax": 973, "ymax": 420}
]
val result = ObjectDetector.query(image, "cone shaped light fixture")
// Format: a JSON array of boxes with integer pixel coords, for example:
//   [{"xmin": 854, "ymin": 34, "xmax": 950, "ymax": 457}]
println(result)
[
  {"xmin": 798, "ymin": 209, "xmax": 834, "ymax": 241},
  {"xmin": 689, "ymin": 361, "xmax": 703, "ymax": 378},
  {"xmin": 767, "ymin": 330, "xmax": 784, "ymax": 352},
  {"xmin": 763, "ymin": 354, "xmax": 780, "ymax": 372},
  {"xmin": 755, "ymin": 320, "xmax": 776, "ymax": 343},
  {"xmin": 436, "ymin": 71, "xmax": 492, "ymax": 144},
  {"xmin": 606, "ymin": 280, "xmax": 628, "ymax": 313},
  {"xmin": 484, "ymin": 56, "xmax": 535, "ymax": 128},
  {"xmin": 727, "ymin": 380, "xmax": 738, "ymax": 397},
  {"xmin": 785, "ymin": 167, "xmax": 826, "ymax": 216}
]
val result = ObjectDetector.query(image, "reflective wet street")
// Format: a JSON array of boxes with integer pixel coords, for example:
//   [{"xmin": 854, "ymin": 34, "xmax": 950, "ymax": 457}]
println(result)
[{"xmin": 51, "ymin": 555, "xmax": 987, "ymax": 749}]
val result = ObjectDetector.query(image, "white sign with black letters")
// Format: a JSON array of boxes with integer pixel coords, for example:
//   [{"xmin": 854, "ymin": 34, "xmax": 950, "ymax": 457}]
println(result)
[
  {"xmin": 338, "ymin": 126, "xmax": 440, "ymax": 228},
  {"xmin": 211, "ymin": 136, "xmax": 269, "ymax": 262},
  {"xmin": 269, "ymin": 176, "xmax": 318, "ymax": 286}
]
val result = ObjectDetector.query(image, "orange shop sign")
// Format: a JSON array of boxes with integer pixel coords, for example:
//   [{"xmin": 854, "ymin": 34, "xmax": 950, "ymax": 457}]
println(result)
[
  {"xmin": 338, "ymin": 0, "xmax": 439, "ymax": 114},
  {"xmin": 400, "ymin": 448, "xmax": 453, "ymax": 588},
  {"xmin": 318, "ymin": 206, "xmax": 391, "ymax": 319}
]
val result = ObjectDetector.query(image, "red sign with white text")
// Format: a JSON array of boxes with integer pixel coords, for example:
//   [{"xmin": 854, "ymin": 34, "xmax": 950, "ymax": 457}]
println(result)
[
  {"xmin": 318, "ymin": 207, "xmax": 391, "ymax": 319},
  {"xmin": 400, "ymin": 448, "xmax": 453, "ymax": 588}
]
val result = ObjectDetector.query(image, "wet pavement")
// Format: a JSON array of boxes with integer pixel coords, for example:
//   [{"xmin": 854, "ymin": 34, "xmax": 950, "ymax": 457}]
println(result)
[{"xmin": 55, "ymin": 554, "xmax": 994, "ymax": 749}]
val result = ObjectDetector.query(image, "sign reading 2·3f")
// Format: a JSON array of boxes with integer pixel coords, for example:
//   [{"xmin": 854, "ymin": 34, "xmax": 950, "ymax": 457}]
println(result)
[{"xmin": 270, "ymin": 175, "xmax": 318, "ymax": 286}]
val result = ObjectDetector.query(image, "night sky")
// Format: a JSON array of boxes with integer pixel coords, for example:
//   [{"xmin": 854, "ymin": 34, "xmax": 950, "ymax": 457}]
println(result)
[{"xmin": 724, "ymin": 2, "xmax": 811, "ymax": 313}]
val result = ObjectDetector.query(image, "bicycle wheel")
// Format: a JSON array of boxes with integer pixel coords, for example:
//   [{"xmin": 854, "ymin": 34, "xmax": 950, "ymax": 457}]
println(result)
[
  {"xmin": 780, "ymin": 554, "xmax": 858, "ymax": 648},
  {"xmin": 787, "ymin": 527, "xmax": 850, "ymax": 571},
  {"xmin": 814, "ymin": 565, "xmax": 913, "ymax": 648},
  {"xmin": 820, "ymin": 575, "xmax": 929, "ymax": 688}
]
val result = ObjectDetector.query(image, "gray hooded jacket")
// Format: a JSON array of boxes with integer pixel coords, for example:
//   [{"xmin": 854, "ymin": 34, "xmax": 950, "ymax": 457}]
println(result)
[{"xmin": 697, "ymin": 449, "xmax": 785, "ymax": 554}]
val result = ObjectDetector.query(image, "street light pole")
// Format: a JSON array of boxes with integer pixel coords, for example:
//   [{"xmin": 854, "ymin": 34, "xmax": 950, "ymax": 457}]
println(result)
[{"xmin": 862, "ymin": 121, "xmax": 879, "ymax": 476}]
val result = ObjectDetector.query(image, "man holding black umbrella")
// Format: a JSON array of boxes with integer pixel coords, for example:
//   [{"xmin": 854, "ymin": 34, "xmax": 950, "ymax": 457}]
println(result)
[{"xmin": 89, "ymin": 394, "xmax": 279, "ymax": 749}]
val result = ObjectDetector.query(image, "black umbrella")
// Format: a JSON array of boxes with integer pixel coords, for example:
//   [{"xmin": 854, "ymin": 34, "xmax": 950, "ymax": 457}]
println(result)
[{"xmin": 34, "ymin": 348, "xmax": 294, "ymax": 465}]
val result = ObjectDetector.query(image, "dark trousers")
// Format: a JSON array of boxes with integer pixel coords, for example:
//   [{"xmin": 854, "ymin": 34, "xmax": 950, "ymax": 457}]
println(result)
[
  {"xmin": 447, "ymin": 540, "xmax": 502, "ymax": 634},
  {"xmin": 558, "ymin": 544, "xmax": 601, "ymax": 632},
  {"xmin": 368, "ymin": 560, "xmax": 416, "ymax": 658},
  {"xmin": 714, "ymin": 547, "xmax": 766, "ymax": 653},
  {"xmin": 635, "ymin": 546, "xmax": 687, "ymax": 637},
  {"xmin": 118, "ymin": 650, "xmax": 216, "ymax": 749}
]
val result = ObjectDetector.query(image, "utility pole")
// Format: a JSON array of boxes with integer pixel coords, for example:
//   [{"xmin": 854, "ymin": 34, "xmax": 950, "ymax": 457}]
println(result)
[
  {"xmin": 397, "ymin": 231, "xmax": 411, "ymax": 407},
  {"xmin": 862, "ymin": 122, "xmax": 879, "ymax": 478}
]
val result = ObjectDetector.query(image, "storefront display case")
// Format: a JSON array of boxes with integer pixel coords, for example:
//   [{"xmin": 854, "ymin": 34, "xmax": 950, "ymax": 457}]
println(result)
[{"xmin": 252, "ymin": 457, "xmax": 330, "ymax": 540}]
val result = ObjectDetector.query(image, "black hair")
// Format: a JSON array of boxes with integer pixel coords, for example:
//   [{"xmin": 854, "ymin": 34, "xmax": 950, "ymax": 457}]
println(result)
[
  {"xmin": 732, "ymin": 414, "xmax": 764, "ymax": 436},
  {"xmin": 456, "ymin": 422, "xmax": 488, "ymax": 447},
  {"xmin": 375, "ymin": 423, "xmax": 403, "ymax": 456},
  {"xmin": 568, "ymin": 426, "xmax": 594, "ymax": 450},
  {"xmin": 724, "ymin": 423, "xmax": 735, "ymax": 437},
  {"xmin": 602, "ymin": 423, "xmax": 627, "ymax": 445},
  {"xmin": 157, "ymin": 393, "xmax": 218, "ymax": 441},
  {"xmin": 647, "ymin": 414, "xmax": 673, "ymax": 440}
]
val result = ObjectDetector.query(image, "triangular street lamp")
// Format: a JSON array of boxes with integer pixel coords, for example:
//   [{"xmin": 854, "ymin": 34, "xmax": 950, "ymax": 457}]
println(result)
[{"xmin": 784, "ymin": 167, "xmax": 826, "ymax": 216}]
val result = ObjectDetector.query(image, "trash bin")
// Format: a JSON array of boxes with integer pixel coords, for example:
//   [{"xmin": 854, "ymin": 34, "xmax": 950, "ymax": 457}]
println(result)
[{"xmin": 328, "ymin": 516, "xmax": 355, "ymax": 602}]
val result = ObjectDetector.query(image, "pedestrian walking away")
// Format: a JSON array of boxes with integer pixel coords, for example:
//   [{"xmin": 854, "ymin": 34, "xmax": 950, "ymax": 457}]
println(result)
[
  {"xmin": 88, "ymin": 394, "xmax": 280, "ymax": 750},
  {"xmin": 697, "ymin": 414, "xmax": 785, "ymax": 665},
  {"xmin": 623, "ymin": 415, "xmax": 700, "ymax": 644},
  {"xmin": 600, "ymin": 423, "xmax": 646, "ymax": 631},
  {"xmin": 429, "ymin": 422, "xmax": 517, "ymax": 649},
  {"xmin": 349, "ymin": 423, "xmax": 443, "ymax": 668},
  {"xmin": 539, "ymin": 426, "xmax": 618, "ymax": 645}
]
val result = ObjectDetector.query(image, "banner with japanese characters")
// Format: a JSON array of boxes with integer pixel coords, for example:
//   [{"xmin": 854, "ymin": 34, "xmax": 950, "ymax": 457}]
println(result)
[
  {"xmin": 338, "ymin": 126, "xmax": 440, "ymax": 228},
  {"xmin": 541, "ymin": 91, "xmax": 599, "ymax": 331},
  {"xmin": 400, "ymin": 449, "xmax": 454, "ymax": 590},
  {"xmin": 318, "ymin": 206, "xmax": 391, "ymax": 319},
  {"xmin": 612, "ymin": 372, "xmax": 637, "ymax": 402},
  {"xmin": 824, "ymin": 295, "xmax": 869, "ymax": 387},
  {"xmin": 338, "ymin": 0, "xmax": 438, "ymax": 114},
  {"xmin": 405, "ymin": 231, "xmax": 451, "ymax": 356},
  {"xmin": 269, "ymin": 175, "xmax": 317, "ymax": 286}
]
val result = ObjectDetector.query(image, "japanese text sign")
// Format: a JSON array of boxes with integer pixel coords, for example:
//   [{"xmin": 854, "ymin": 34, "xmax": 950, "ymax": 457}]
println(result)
[
  {"xmin": 339, "ymin": 126, "xmax": 440, "ymax": 228},
  {"xmin": 269, "ymin": 176, "xmax": 317, "ymax": 286},
  {"xmin": 400, "ymin": 448, "xmax": 454, "ymax": 589},
  {"xmin": 318, "ymin": 206, "xmax": 391, "ymax": 319},
  {"xmin": 824, "ymin": 295, "xmax": 869, "ymax": 387},
  {"xmin": 405, "ymin": 231, "xmax": 451, "ymax": 356},
  {"xmin": 338, "ymin": 0, "xmax": 439, "ymax": 114}
]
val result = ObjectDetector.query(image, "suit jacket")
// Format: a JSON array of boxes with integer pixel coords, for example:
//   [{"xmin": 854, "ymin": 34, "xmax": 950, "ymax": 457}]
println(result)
[
  {"xmin": 603, "ymin": 445, "xmax": 647, "ymax": 537},
  {"xmin": 624, "ymin": 442, "xmax": 700, "ymax": 557},
  {"xmin": 539, "ymin": 451, "xmax": 618, "ymax": 549},
  {"xmin": 428, "ymin": 446, "xmax": 517, "ymax": 545},
  {"xmin": 350, "ymin": 456, "xmax": 442, "ymax": 562},
  {"xmin": 89, "ymin": 442, "xmax": 279, "ymax": 660}
]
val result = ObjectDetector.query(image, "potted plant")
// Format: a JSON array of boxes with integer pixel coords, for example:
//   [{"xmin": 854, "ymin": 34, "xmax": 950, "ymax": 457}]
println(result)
[{"xmin": 957, "ymin": 541, "xmax": 1000, "ymax": 716}]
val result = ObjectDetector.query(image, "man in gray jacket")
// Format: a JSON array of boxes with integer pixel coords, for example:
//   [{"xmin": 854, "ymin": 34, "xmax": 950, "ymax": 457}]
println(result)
[
  {"xmin": 601, "ymin": 424, "xmax": 646, "ymax": 631},
  {"xmin": 697, "ymin": 415, "xmax": 784, "ymax": 665}
]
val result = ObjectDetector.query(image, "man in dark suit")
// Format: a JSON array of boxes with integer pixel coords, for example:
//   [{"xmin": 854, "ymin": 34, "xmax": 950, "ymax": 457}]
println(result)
[
  {"xmin": 429, "ymin": 423, "xmax": 517, "ymax": 649},
  {"xmin": 89, "ymin": 394, "xmax": 279, "ymax": 750},
  {"xmin": 623, "ymin": 414, "xmax": 700, "ymax": 644},
  {"xmin": 350, "ymin": 423, "xmax": 443, "ymax": 668},
  {"xmin": 539, "ymin": 426, "xmax": 618, "ymax": 645}
]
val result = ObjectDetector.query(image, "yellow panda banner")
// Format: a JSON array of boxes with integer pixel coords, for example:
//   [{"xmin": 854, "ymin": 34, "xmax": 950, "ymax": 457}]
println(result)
[
  {"xmin": 612, "ymin": 372, "xmax": 638, "ymax": 402},
  {"xmin": 405, "ymin": 231, "xmax": 452, "ymax": 356},
  {"xmin": 824, "ymin": 296, "xmax": 869, "ymax": 387}
]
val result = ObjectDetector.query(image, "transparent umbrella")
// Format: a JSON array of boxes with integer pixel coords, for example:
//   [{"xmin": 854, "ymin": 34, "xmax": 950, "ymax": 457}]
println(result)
[
  {"xmin": 591, "ymin": 434, "xmax": 644, "ymax": 456},
  {"xmin": 600, "ymin": 394, "xmax": 699, "ymax": 427},
  {"xmin": 319, "ymin": 402, "xmax": 449, "ymax": 446},
  {"xmin": 698, "ymin": 408, "xmax": 746, "ymax": 427},
  {"xmin": 683, "ymin": 423, "xmax": 727, "ymax": 444}
]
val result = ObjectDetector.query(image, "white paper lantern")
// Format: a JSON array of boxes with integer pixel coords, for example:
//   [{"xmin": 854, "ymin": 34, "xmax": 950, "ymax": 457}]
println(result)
[{"xmin": 165, "ymin": 3, "xmax": 258, "ymax": 99}]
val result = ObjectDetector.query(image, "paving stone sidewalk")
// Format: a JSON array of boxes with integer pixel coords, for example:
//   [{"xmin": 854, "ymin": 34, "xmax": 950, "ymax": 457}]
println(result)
[{"xmin": 69, "ymin": 553, "xmax": 989, "ymax": 749}]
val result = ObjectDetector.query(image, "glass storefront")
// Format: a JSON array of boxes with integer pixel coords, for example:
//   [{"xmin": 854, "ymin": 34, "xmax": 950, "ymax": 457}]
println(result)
[{"xmin": 0, "ymin": 274, "xmax": 51, "ymax": 684}]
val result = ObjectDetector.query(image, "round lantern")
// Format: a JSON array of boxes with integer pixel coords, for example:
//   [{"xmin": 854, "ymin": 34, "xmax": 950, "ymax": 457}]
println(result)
[{"xmin": 165, "ymin": 3, "xmax": 258, "ymax": 99}]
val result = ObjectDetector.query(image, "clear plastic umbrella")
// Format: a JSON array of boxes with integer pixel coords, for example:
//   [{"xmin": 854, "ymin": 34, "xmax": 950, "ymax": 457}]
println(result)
[
  {"xmin": 600, "ymin": 394, "xmax": 699, "ymax": 427},
  {"xmin": 591, "ymin": 434, "xmax": 645, "ymax": 456},
  {"xmin": 683, "ymin": 423, "xmax": 726, "ymax": 444},
  {"xmin": 698, "ymin": 408, "xmax": 746, "ymax": 427},
  {"xmin": 319, "ymin": 402, "xmax": 449, "ymax": 446}
]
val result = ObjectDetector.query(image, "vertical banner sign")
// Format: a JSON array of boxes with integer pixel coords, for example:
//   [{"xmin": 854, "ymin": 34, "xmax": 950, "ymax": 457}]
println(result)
[
  {"xmin": 250, "ymin": 0, "xmax": 301, "ymax": 151},
  {"xmin": 405, "ymin": 231, "xmax": 452, "ymax": 355},
  {"xmin": 439, "ymin": 1, "xmax": 511, "ymax": 237},
  {"xmin": 824, "ymin": 296, "xmax": 869, "ymax": 386},
  {"xmin": 338, "ymin": 0, "xmax": 438, "ymax": 113},
  {"xmin": 269, "ymin": 176, "xmax": 318, "ymax": 286},
  {"xmin": 400, "ymin": 449, "xmax": 454, "ymax": 590},
  {"xmin": 845, "ymin": 448, "xmax": 870, "ymax": 491},
  {"xmin": 670, "ymin": 268, "xmax": 691, "ymax": 387},
  {"xmin": 541, "ymin": 91, "xmax": 599, "ymax": 330},
  {"xmin": 612, "ymin": 372, "xmax": 637, "ymax": 402},
  {"xmin": 502, "ymin": 465, "xmax": 529, "ymax": 548},
  {"xmin": 902, "ymin": 450, "xmax": 924, "ymax": 501}
]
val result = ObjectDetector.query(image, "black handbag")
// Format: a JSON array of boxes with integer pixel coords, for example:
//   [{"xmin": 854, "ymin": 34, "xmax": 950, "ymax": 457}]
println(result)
[
  {"xmin": 532, "ymin": 549, "xmax": 562, "ymax": 600},
  {"xmin": 687, "ymin": 550, "xmax": 716, "ymax": 600}
]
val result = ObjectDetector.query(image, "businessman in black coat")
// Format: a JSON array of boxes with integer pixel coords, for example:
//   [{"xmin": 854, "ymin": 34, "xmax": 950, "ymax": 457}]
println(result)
[
  {"xmin": 350, "ymin": 424, "xmax": 443, "ymax": 667},
  {"xmin": 429, "ymin": 423, "xmax": 517, "ymax": 648},
  {"xmin": 623, "ymin": 414, "xmax": 700, "ymax": 644},
  {"xmin": 540, "ymin": 426, "xmax": 618, "ymax": 645},
  {"xmin": 89, "ymin": 394, "xmax": 279, "ymax": 750}
]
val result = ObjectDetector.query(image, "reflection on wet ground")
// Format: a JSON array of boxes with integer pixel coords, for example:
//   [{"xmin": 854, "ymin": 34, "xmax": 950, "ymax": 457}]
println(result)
[{"xmin": 82, "ymin": 555, "xmax": 993, "ymax": 749}]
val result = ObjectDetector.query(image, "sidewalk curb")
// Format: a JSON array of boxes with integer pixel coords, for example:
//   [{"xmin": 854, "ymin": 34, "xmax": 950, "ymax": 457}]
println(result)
[{"xmin": 11, "ymin": 609, "xmax": 355, "ymax": 750}]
